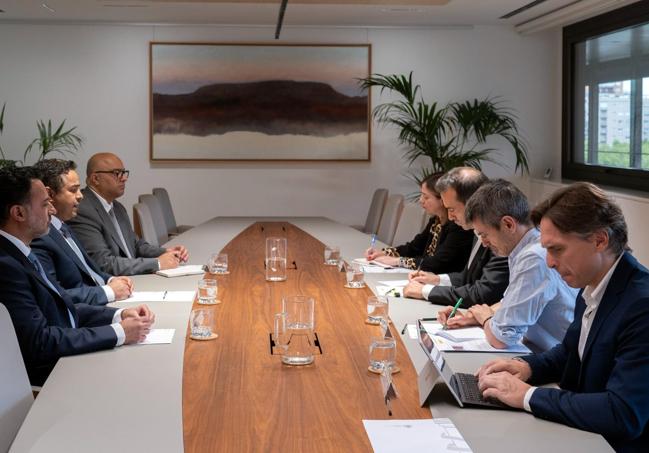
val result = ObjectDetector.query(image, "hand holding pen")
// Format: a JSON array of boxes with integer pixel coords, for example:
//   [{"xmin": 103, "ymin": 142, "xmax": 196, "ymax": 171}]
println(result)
[{"xmin": 442, "ymin": 297, "xmax": 463, "ymax": 330}]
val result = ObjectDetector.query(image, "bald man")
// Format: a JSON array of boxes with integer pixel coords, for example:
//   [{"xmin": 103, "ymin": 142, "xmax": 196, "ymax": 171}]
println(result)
[{"xmin": 68, "ymin": 153, "xmax": 188, "ymax": 275}]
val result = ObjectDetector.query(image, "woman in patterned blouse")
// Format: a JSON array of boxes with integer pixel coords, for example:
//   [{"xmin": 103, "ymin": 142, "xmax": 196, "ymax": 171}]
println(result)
[{"xmin": 364, "ymin": 173, "xmax": 474, "ymax": 273}]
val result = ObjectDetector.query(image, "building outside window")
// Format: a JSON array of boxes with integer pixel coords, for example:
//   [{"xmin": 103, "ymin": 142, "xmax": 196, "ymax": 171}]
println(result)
[{"xmin": 563, "ymin": 2, "xmax": 649, "ymax": 191}]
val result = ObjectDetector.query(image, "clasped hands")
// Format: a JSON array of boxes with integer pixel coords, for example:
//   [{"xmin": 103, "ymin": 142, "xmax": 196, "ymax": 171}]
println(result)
[
  {"xmin": 120, "ymin": 304, "xmax": 155, "ymax": 344},
  {"xmin": 402, "ymin": 269, "xmax": 440, "ymax": 298}
]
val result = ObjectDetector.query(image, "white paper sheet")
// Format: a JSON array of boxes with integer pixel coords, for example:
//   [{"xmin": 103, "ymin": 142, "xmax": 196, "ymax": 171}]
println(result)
[
  {"xmin": 118, "ymin": 291, "xmax": 196, "ymax": 303},
  {"xmin": 139, "ymin": 329, "xmax": 175, "ymax": 345},
  {"xmin": 421, "ymin": 321, "xmax": 531, "ymax": 353},
  {"xmin": 407, "ymin": 324, "xmax": 419, "ymax": 340},
  {"xmin": 363, "ymin": 418, "xmax": 472, "ymax": 453},
  {"xmin": 155, "ymin": 264, "xmax": 205, "ymax": 277},
  {"xmin": 378, "ymin": 280, "xmax": 410, "ymax": 287},
  {"xmin": 375, "ymin": 285, "xmax": 404, "ymax": 297}
]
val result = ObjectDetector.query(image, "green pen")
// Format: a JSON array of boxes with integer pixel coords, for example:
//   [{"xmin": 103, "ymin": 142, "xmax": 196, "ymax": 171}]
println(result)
[{"xmin": 443, "ymin": 297, "xmax": 463, "ymax": 330}]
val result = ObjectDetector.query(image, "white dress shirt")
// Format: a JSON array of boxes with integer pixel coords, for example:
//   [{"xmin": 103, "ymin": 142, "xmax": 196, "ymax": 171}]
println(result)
[
  {"xmin": 522, "ymin": 254, "xmax": 623, "ymax": 412},
  {"xmin": 0, "ymin": 228, "xmax": 125, "ymax": 346}
]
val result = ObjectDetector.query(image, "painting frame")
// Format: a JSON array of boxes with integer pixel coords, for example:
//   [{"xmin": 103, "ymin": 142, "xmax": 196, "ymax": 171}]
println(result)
[{"xmin": 149, "ymin": 42, "xmax": 372, "ymax": 163}]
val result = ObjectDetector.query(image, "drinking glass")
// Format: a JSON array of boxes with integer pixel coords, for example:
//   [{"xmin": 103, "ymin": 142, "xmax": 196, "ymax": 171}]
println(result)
[
  {"xmin": 197, "ymin": 278, "xmax": 218, "ymax": 304},
  {"xmin": 265, "ymin": 237, "xmax": 287, "ymax": 282},
  {"xmin": 274, "ymin": 296, "xmax": 316, "ymax": 365},
  {"xmin": 369, "ymin": 336, "xmax": 396, "ymax": 373},
  {"xmin": 190, "ymin": 308, "xmax": 215, "ymax": 340},
  {"xmin": 366, "ymin": 295, "xmax": 389, "ymax": 325},
  {"xmin": 323, "ymin": 245, "xmax": 341, "ymax": 266},
  {"xmin": 208, "ymin": 253, "xmax": 228, "ymax": 274},
  {"xmin": 345, "ymin": 262, "xmax": 365, "ymax": 288}
]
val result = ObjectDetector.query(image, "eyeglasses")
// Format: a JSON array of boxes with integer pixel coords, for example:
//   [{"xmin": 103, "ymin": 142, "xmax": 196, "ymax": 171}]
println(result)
[{"xmin": 94, "ymin": 169, "xmax": 130, "ymax": 179}]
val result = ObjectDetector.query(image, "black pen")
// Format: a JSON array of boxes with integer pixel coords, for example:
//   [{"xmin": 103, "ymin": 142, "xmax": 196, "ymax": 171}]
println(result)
[
  {"xmin": 163, "ymin": 290, "xmax": 168, "ymax": 300},
  {"xmin": 421, "ymin": 317, "xmax": 437, "ymax": 321}
]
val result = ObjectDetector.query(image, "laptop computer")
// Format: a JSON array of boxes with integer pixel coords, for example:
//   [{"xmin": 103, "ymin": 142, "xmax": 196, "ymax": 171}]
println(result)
[{"xmin": 416, "ymin": 319, "xmax": 519, "ymax": 410}]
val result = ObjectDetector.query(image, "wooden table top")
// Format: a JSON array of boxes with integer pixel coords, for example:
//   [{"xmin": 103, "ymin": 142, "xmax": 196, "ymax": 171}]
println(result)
[{"xmin": 182, "ymin": 221, "xmax": 431, "ymax": 452}]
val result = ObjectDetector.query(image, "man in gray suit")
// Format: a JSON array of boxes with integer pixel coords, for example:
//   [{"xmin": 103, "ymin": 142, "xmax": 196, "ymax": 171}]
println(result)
[{"xmin": 68, "ymin": 152, "xmax": 189, "ymax": 275}]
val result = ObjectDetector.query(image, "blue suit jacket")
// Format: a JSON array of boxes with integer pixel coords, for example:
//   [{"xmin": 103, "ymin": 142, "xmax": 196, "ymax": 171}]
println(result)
[
  {"xmin": 31, "ymin": 224, "xmax": 113, "ymax": 306},
  {"xmin": 0, "ymin": 235, "xmax": 118, "ymax": 386},
  {"xmin": 522, "ymin": 252, "xmax": 649, "ymax": 452}
]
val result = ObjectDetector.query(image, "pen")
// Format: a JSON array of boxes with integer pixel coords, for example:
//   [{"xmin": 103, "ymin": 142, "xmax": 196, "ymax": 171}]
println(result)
[
  {"xmin": 421, "ymin": 317, "xmax": 437, "ymax": 321},
  {"xmin": 163, "ymin": 290, "xmax": 168, "ymax": 300},
  {"xmin": 370, "ymin": 233, "xmax": 376, "ymax": 250},
  {"xmin": 443, "ymin": 297, "xmax": 463, "ymax": 330},
  {"xmin": 400, "ymin": 323, "xmax": 409, "ymax": 335}
]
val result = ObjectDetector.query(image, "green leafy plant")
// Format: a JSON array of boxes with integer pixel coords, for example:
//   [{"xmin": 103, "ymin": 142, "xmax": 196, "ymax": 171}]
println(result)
[
  {"xmin": 0, "ymin": 102, "xmax": 84, "ymax": 167},
  {"xmin": 0, "ymin": 103, "xmax": 14, "ymax": 169},
  {"xmin": 23, "ymin": 119, "xmax": 83, "ymax": 163},
  {"xmin": 359, "ymin": 72, "xmax": 529, "ymax": 184}
]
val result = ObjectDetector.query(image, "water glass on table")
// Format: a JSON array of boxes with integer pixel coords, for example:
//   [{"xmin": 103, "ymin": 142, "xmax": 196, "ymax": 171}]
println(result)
[
  {"xmin": 366, "ymin": 296, "xmax": 388, "ymax": 326},
  {"xmin": 197, "ymin": 278, "xmax": 218, "ymax": 304},
  {"xmin": 368, "ymin": 336, "xmax": 396, "ymax": 373},
  {"xmin": 345, "ymin": 262, "xmax": 365, "ymax": 288},
  {"xmin": 265, "ymin": 237, "xmax": 287, "ymax": 282},
  {"xmin": 323, "ymin": 245, "xmax": 340, "ymax": 266},
  {"xmin": 190, "ymin": 308, "xmax": 217, "ymax": 340},
  {"xmin": 208, "ymin": 253, "xmax": 229, "ymax": 274}
]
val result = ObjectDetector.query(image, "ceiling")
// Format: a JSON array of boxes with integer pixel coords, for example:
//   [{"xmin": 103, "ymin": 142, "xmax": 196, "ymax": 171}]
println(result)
[{"xmin": 0, "ymin": 0, "xmax": 640, "ymax": 29}]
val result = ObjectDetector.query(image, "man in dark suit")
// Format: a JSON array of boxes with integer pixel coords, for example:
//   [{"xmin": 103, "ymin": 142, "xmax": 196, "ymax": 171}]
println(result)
[
  {"xmin": 0, "ymin": 166, "xmax": 154, "ymax": 386},
  {"xmin": 31, "ymin": 159, "xmax": 133, "ymax": 305},
  {"xmin": 403, "ymin": 167, "xmax": 509, "ymax": 307},
  {"xmin": 478, "ymin": 182, "xmax": 649, "ymax": 452},
  {"xmin": 68, "ymin": 152, "xmax": 188, "ymax": 275}
]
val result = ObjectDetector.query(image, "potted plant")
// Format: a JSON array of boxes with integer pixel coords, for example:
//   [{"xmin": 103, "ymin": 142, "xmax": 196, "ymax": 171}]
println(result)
[
  {"xmin": 0, "ymin": 102, "xmax": 83, "ymax": 167},
  {"xmin": 359, "ymin": 72, "xmax": 529, "ymax": 183}
]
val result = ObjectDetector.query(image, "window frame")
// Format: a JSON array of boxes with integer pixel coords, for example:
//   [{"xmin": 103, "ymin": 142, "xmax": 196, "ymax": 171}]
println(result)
[{"xmin": 562, "ymin": 1, "xmax": 649, "ymax": 192}]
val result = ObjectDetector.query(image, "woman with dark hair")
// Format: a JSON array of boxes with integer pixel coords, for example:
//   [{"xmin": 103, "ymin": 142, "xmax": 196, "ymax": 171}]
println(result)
[{"xmin": 365, "ymin": 173, "xmax": 474, "ymax": 273}]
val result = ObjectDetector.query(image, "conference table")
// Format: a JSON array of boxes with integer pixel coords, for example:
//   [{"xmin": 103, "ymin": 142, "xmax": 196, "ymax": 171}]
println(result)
[{"xmin": 10, "ymin": 217, "xmax": 612, "ymax": 453}]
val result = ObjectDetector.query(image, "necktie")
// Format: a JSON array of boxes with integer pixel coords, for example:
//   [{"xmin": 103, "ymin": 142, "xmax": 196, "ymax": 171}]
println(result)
[
  {"xmin": 27, "ymin": 252, "xmax": 76, "ymax": 328},
  {"xmin": 467, "ymin": 236, "xmax": 482, "ymax": 270},
  {"xmin": 108, "ymin": 207, "xmax": 133, "ymax": 259},
  {"xmin": 60, "ymin": 225, "xmax": 106, "ymax": 286}
]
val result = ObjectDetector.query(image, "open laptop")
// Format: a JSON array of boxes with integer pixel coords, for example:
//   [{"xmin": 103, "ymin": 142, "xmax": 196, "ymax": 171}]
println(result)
[{"xmin": 417, "ymin": 319, "xmax": 519, "ymax": 411}]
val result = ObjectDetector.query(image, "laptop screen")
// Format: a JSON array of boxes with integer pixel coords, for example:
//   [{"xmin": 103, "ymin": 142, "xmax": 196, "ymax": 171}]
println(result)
[{"xmin": 417, "ymin": 319, "xmax": 464, "ymax": 407}]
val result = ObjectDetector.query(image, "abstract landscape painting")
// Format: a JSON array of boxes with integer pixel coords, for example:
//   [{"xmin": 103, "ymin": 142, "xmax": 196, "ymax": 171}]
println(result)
[{"xmin": 150, "ymin": 43, "xmax": 371, "ymax": 161}]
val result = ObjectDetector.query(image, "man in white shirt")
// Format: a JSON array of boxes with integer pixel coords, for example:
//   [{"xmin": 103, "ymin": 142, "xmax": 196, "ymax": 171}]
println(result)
[
  {"xmin": 477, "ymin": 182, "xmax": 649, "ymax": 452},
  {"xmin": 0, "ymin": 166, "xmax": 154, "ymax": 385},
  {"xmin": 31, "ymin": 159, "xmax": 134, "ymax": 305},
  {"xmin": 68, "ymin": 152, "xmax": 189, "ymax": 275}
]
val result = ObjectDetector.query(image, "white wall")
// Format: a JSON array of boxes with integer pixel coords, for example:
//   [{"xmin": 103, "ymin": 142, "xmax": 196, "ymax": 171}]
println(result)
[{"xmin": 0, "ymin": 23, "xmax": 558, "ymax": 227}]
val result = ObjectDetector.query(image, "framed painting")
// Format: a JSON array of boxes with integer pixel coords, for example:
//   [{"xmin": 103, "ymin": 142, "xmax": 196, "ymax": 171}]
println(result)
[{"xmin": 149, "ymin": 42, "xmax": 371, "ymax": 162}]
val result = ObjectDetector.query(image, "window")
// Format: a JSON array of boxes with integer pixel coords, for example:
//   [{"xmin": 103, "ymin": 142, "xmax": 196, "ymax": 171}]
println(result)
[{"xmin": 563, "ymin": 2, "xmax": 649, "ymax": 191}]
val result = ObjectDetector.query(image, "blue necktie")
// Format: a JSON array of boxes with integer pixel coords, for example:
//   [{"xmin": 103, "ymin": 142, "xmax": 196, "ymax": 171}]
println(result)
[
  {"xmin": 60, "ymin": 224, "xmax": 106, "ymax": 286},
  {"xmin": 27, "ymin": 252, "xmax": 76, "ymax": 328}
]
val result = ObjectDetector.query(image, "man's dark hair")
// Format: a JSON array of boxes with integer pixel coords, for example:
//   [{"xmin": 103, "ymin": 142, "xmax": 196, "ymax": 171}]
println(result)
[
  {"xmin": 531, "ymin": 182, "xmax": 629, "ymax": 255},
  {"xmin": 465, "ymin": 179, "xmax": 530, "ymax": 228},
  {"xmin": 435, "ymin": 167, "xmax": 489, "ymax": 204},
  {"xmin": 421, "ymin": 172, "xmax": 445, "ymax": 196},
  {"xmin": 0, "ymin": 166, "xmax": 36, "ymax": 226},
  {"xmin": 32, "ymin": 159, "xmax": 77, "ymax": 194}
]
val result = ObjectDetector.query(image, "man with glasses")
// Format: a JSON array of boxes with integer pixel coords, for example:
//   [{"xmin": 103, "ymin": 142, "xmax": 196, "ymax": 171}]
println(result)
[{"xmin": 69, "ymin": 152, "xmax": 189, "ymax": 275}]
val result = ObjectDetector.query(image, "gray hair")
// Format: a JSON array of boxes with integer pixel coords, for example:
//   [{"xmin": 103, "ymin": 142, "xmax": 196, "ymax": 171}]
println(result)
[{"xmin": 465, "ymin": 179, "xmax": 530, "ymax": 228}]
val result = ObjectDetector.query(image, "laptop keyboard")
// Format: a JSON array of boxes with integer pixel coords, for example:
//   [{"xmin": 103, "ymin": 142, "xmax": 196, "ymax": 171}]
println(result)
[{"xmin": 455, "ymin": 372, "xmax": 507, "ymax": 408}]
